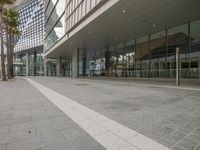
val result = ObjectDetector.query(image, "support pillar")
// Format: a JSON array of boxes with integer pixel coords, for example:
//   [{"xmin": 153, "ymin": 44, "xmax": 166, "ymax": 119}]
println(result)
[
  {"xmin": 105, "ymin": 48, "xmax": 110, "ymax": 77},
  {"xmin": 26, "ymin": 52, "xmax": 29, "ymax": 76},
  {"xmin": 176, "ymin": 47, "xmax": 180, "ymax": 86},
  {"xmin": 56, "ymin": 57, "xmax": 62, "ymax": 76},
  {"xmin": 72, "ymin": 49, "xmax": 79, "ymax": 78},
  {"xmin": 48, "ymin": 63, "xmax": 51, "ymax": 76},
  {"xmin": 33, "ymin": 52, "xmax": 37, "ymax": 76},
  {"xmin": 82, "ymin": 48, "xmax": 87, "ymax": 76},
  {"xmin": 44, "ymin": 59, "xmax": 47, "ymax": 76},
  {"xmin": 20, "ymin": 55, "xmax": 23, "ymax": 75},
  {"xmin": 198, "ymin": 60, "xmax": 200, "ymax": 79}
]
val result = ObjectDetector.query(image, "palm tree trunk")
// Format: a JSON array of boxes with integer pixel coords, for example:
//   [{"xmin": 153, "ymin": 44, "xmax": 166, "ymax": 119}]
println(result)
[
  {"xmin": 10, "ymin": 32, "xmax": 14, "ymax": 78},
  {"xmin": 6, "ymin": 27, "xmax": 11, "ymax": 79},
  {"xmin": 0, "ymin": 8, "xmax": 7, "ymax": 81}
]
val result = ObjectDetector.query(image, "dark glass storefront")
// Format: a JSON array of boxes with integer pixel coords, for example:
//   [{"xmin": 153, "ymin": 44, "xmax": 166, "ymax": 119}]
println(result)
[{"xmin": 78, "ymin": 20, "xmax": 200, "ymax": 79}]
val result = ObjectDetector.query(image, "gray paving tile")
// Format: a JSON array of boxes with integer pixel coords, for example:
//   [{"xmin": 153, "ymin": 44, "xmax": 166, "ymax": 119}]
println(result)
[
  {"xmin": 2, "ymin": 77, "xmax": 200, "ymax": 150},
  {"xmin": 0, "ymin": 113, "xmax": 13, "ymax": 120},
  {"xmin": 0, "ymin": 116, "xmax": 32, "ymax": 127},
  {"xmin": 179, "ymin": 123, "xmax": 198, "ymax": 134},
  {"xmin": 6, "ymin": 131, "xmax": 66, "ymax": 150},
  {"xmin": 61, "ymin": 126, "xmax": 87, "ymax": 141},
  {"xmin": 35, "ymin": 120, "xmax": 76, "ymax": 136},
  {"xmin": 177, "ymin": 140, "xmax": 195, "ymax": 150},
  {"xmin": 66, "ymin": 135, "xmax": 101, "ymax": 150},
  {"xmin": 9, "ymin": 119, "xmax": 53, "ymax": 132},
  {"xmin": 90, "ymin": 146, "xmax": 107, "ymax": 150},
  {"xmin": 153, "ymin": 125, "xmax": 175, "ymax": 138},
  {"xmin": 160, "ymin": 130, "xmax": 186, "ymax": 148},
  {"xmin": 30, "ymin": 77, "xmax": 200, "ymax": 150},
  {"xmin": 0, "ymin": 128, "xmax": 36, "ymax": 145},
  {"xmin": 0, "ymin": 126, "xmax": 10, "ymax": 135},
  {"xmin": 182, "ymin": 136, "xmax": 199, "ymax": 147},
  {"xmin": 0, "ymin": 79, "xmax": 106, "ymax": 150},
  {"xmin": 0, "ymin": 145, "xmax": 6, "ymax": 150},
  {"xmin": 172, "ymin": 145, "xmax": 185, "ymax": 150},
  {"xmin": 196, "ymin": 145, "xmax": 200, "ymax": 150}
]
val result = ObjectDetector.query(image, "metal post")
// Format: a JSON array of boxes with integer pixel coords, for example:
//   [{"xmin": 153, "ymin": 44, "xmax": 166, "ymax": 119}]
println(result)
[{"xmin": 176, "ymin": 47, "xmax": 180, "ymax": 86}]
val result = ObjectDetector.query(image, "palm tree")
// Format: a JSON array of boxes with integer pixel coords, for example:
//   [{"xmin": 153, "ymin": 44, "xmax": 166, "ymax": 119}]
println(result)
[
  {"xmin": 0, "ymin": 0, "xmax": 15, "ymax": 81},
  {"xmin": 3, "ymin": 8, "xmax": 20, "ymax": 78}
]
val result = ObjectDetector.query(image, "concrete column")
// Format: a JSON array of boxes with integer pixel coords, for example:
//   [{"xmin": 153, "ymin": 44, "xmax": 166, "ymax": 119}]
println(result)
[
  {"xmin": 72, "ymin": 49, "xmax": 79, "ymax": 78},
  {"xmin": 198, "ymin": 60, "xmax": 200, "ymax": 79},
  {"xmin": 48, "ymin": 63, "xmax": 51, "ymax": 76},
  {"xmin": 82, "ymin": 48, "xmax": 87, "ymax": 76},
  {"xmin": 105, "ymin": 48, "xmax": 110, "ymax": 77},
  {"xmin": 33, "ymin": 52, "xmax": 37, "ymax": 76},
  {"xmin": 19, "ymin": 55, "xmax": 22, "ymax": 76},
  {"xmin": 176, "ymin": 48, "xmax": 180, "ymax": 86},
  {"xmin": 169, "ymin": 60, "xmax": 173, "ymax": 78},
  {"xmin": 26, "ymin": 52, "xmax": 29, "ymax": 76},
  {"xmin": 56, "ymin": 57, "xmax": 61, "ymax": 76},
  {"xmin": 44, "ymin": 59, "xmax": 47, "ymax": 76}
]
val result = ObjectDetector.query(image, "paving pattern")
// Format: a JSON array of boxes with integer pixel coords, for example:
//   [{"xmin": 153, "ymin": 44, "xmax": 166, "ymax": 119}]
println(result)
[
  {"xmin": 30, "ymin": 77, "xmax": 200, "ymax": 150},
  {"xmin": 26, "ymin": 78, "xmax": 171, "ymax": 150},
  {"xmin": 0, "ymin": 78, "xmax": 106, "ymax": 150}
]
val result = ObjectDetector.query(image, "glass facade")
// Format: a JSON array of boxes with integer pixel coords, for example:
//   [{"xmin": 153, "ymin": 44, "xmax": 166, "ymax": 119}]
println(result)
[
  {"xmin": 14, "ymin": 0, "xmax": 44, "ymax": 52},
  {"xmin": 45, "ymin": 0, "xmax": 66, "ymax": 51},
  {"xmin": 78, "ymin": 20, "xmax": 200, "ymax": 79},
  {"xmin": 45, "ymin": 0, "xmax": 104, "ymax": 52},
  {"xmin": 14, "ymin": 0, "xmax": 45, "ymax": 76},
  {"xmin": 44, "ymin": 0, "xmax": 200, "ymax": 79}
]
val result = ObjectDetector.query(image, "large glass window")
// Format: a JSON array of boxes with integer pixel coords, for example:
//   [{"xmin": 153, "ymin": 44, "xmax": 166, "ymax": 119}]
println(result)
[
  {"xmin": 150, "ymin": 31, "xmax": 167, "ymax": 77},
  {"xmin": 136, "ymin": 36, "xmax": 149, "ymax": 77},
  {"xmin": 45, "ymin": 15, "xmax": 65, "ymax": 50},
  {"xmin": 167, "ymin": 24, "xmax": 189, "ymax": 78},
  {"xmin": 190, "ymin": 20, "xmax": 200, "ymax": 78}
]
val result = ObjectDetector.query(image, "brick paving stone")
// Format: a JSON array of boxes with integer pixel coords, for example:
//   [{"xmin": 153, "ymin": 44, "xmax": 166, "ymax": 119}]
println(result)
[
  {"xmin": 182, "ymin": 136, "xmax": 200, "ymax": 147},
  {"xmin": 172, "ymin": 145, "xmax": 185, "ymax": 150},
  {"xmin": 0, "ymin": 79, "xmax": 105, "ymax": 150},
  {"xmin": 196, "ymin": 145, "xmax": 200, "ymax": 150},
  {"xmin": 0, "ymin": 126, "xmax": 10, "ymax": 134},
  {"xmin": 0, "ymin": 145, "xmax": 6, "ymax": 150},
  {"xmin": 160, "ymin": 130, "xmax": 186, "ymax": 148},
  {"xmin": 0, "ymin": 128, "xmax": 36, "ymax": 145},
  {"xmin": 30, "ymin": 77, "xmax": 200, "ymax": 150},
  {"xmin": 177, "ymin": 140, "xmax": 195, "ymax": 150}
]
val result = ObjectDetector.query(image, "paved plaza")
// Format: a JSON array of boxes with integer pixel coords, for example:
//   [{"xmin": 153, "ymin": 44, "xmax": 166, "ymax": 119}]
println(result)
[{"xmin": 0, "ymin": 77, "xmax": 200, "ymax": 150}]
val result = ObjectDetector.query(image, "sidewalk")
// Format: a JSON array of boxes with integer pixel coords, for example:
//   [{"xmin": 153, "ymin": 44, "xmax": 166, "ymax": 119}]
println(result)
[
  {"xmin": 80, "ymin": 77, "xmax": 200, "ymax": 88},
  {"xmin": 30, "ymin": 77, "xmax": 200, "ymax": 150},
  {"xmin": 0, "ymin": 78, "xmax": 105, "ymax": 150},
  {"xmin": 1, "ymin": 77, "xmax": 200, "ymax": 150}
]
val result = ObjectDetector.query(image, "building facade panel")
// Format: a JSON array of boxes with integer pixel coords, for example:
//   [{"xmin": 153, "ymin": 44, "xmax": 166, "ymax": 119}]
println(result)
[{"xmin": 44, "ymin": 0, "xmax": 66, "ymax": 51}]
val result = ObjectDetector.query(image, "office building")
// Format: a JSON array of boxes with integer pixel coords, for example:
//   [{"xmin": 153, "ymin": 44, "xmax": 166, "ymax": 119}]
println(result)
[
  {"xmin": 44, "ymin": 0, "xmax": 200, "ymax": 79},
  {"xmin": 14, "ymin": 0, "xmax": 44, "ymax": 76}
]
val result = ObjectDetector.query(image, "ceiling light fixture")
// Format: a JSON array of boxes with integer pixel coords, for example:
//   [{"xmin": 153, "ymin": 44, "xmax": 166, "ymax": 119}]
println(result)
[
  {"xmin": 122, "ymin": 10, "xmax": 126, "ymax": 14},
  {"xmin": 153, "ymin": 24, "xmax": 157, "ymax": 27}
]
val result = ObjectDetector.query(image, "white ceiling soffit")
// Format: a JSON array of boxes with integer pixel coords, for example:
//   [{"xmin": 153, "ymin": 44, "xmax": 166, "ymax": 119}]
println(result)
[{"xmin": 46, "ymin": 0, "xmax": 200, "ymax": 58}]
